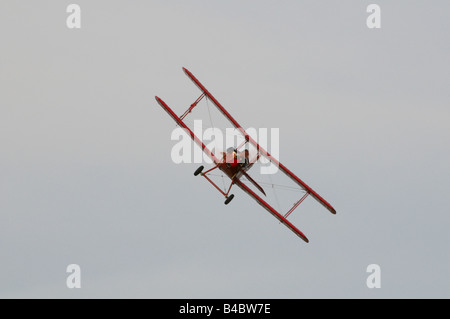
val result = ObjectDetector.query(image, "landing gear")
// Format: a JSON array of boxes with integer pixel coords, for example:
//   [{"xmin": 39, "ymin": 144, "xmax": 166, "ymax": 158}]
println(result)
[
  {"xmin": 194, "ymin": 164, "xmax": 234, "ymax": 204},
  {"xmin": 224, "ymin": 194, "xmax": 234, "ymax": 205},
  {"xmin": 194, "ymin": 166, "xmax": 204, "ymax": 176}
]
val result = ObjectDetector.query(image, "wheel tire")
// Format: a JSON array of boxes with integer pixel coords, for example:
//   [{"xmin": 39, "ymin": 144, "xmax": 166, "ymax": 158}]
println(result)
[
  {"xmin": 194, "ymin": 166, "xmax": 204, "ymax": 176},
  {"xmin": 224, "ymin": 194, "xmax": 234, "ymax": 205}
]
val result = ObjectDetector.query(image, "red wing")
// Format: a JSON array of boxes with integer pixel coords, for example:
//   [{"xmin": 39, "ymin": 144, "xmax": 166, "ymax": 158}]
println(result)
[
  {"xmin": 155, "ymin": 96, "xmax": 220, "ymax": 164},
  {"xmin": 182, "ymin": 67, "xmax": 336, "ymax": 215},
  {"xmin": 234, "ymin": 179, "xmax": 309, "ymax": 243}
]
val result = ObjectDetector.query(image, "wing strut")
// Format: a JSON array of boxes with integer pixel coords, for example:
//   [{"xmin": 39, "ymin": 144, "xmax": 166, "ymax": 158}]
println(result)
[
  {"xmin": 284, "ymin": 192, "xmax": 309, "ymax": 219},
  {"xmin": 234, "ymin": 179, "xmax": 309, "ymax": 243},
  {"xmin": 180, "ymin": 92, "xmax": 205, "ymax": 121}
]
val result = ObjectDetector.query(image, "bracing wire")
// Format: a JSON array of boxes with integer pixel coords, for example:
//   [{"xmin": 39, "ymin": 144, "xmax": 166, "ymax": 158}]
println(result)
[
  {"xmin": 206, "ymin": 173, "xmax": 303, "ymax": 192},
  {"xmin": 268, "ymin": 173, "xmax": 282, "ymax": 211},
  {"xmin": 205, "ymin": 97, "xmax": 227, "ymax": 192}
]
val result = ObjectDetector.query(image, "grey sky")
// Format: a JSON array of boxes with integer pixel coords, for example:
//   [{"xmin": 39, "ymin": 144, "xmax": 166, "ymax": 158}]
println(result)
[{"xmin": 0, "ymin": 1, "xmax": 449, "ymax": 298}]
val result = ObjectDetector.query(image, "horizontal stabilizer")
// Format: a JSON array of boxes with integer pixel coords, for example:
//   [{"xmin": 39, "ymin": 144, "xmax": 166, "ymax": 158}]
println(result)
[{"xmin": 242, "ymin": 172, "xmax": 266, "ymax": 196}]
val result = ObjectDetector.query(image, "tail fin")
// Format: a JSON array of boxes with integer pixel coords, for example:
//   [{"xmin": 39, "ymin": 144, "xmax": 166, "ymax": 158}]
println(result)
[{"xmin": 242, "ymin": 172, "xmax": 266, "ymax": 196}]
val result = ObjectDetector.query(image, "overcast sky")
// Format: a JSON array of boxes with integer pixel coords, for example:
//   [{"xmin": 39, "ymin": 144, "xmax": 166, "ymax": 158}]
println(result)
[{"xmin": 1, "ymin": 1, "xmax": 449, "ymax": 298}]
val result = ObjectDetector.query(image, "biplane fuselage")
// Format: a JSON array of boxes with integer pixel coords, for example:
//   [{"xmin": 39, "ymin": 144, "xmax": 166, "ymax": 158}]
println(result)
[
  {"xmin": 218, "ymin": 150, "xmax": 250, "ymax": 180},
  {"xmin": 193, "ymin": 148, "xmax": 264, "ymax": 205}
]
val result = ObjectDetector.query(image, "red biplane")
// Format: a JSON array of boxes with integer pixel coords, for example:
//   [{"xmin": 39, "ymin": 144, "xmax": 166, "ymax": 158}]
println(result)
[{"xmin": 155, "ymin": 67, "xmax": 336, "ymax": 243}]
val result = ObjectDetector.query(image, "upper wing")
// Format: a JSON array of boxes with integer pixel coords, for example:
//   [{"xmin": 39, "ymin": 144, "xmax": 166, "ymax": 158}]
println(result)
[
  {"xmin": 182, "ymin": 67, "xmax": 336, "ymax": 215},
  {"xmin": 234, "ymin": 178, "xmax": 309, "ymax": 243}
]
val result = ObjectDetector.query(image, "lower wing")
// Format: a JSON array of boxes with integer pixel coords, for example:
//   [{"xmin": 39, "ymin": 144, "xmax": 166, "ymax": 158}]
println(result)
[{"xmin": 234, "ymin": 179, "xmax": 309, "ymax": 243}]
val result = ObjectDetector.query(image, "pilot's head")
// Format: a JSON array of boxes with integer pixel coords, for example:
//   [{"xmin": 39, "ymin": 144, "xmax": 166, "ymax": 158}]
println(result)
[{"xmin": 226, "ymin": 147, "xmax": 235, "ymax": 153}]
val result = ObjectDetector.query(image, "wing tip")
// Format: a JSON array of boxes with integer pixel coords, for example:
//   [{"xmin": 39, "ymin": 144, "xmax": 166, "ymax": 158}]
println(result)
[
  {"xmin": 155, "ymin": 96, "xmax": 164, "ymax": 106},
  {"xmin": 297, "ymin": 230, "xmax": 309, "ymax": 243},
  {"xmin": 291, "ymin": 226, "xmax": 309, "ymax": 243},
  {"xmin": 301, "ymin": 235, "xmax": 310, "ymax": 243}
]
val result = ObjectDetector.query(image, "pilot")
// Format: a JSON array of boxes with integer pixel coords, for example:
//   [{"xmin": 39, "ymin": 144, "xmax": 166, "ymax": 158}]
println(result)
[{"xmin": 225, "ymin": 147, "xmax": 249, "ymax": 168}]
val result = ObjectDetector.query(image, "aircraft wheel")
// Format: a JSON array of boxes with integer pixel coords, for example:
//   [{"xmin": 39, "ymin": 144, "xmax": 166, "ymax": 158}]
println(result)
[
  {"xmin": 194, "ymin": 166, "xmax": 204, "ymax": 176},
  {"xmin": 224, "ymin": 194, "xmax": 234, "ymax": 205}
]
